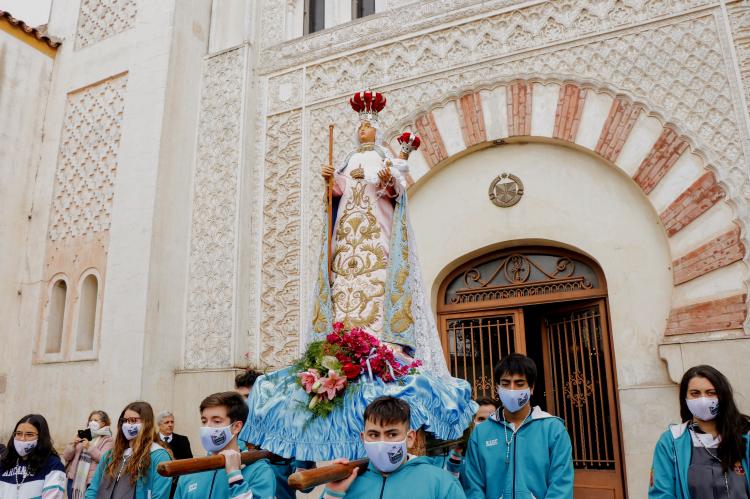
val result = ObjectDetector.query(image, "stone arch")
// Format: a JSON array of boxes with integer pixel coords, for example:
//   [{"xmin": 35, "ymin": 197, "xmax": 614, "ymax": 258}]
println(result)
[{"xmin": 384, "ymin": 79, "xmax": 748, "ymax": 339}]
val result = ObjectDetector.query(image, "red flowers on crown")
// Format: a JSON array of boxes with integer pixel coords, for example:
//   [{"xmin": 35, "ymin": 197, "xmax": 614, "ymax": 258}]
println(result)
[
  {"xmin": 397, "ymin": 132, "xmax": 421, "ymax": 154},
  {"xmin": 350, "ymin": 90, "xmax": 386, "ymax": 125}
]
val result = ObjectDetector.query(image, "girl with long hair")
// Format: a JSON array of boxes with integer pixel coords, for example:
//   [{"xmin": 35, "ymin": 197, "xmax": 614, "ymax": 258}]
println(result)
[
  {"xmin": 85, "ymin": 401, "xmax": 171, "ymax": 499},
  {"xmin": 0, "ymin": 414, "xmax": 66, "ymax": 498},
  {"xmin": 649, "ymin": 364, "xmax": 750, "ymax": 498},
  {"xmin": 63, "ymin": 410, "xmax": 114, "ymax": 498}
]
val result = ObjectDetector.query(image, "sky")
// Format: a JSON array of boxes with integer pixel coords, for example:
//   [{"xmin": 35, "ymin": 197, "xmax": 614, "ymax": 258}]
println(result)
[{"xmin": 0, "ymin": 0, "xmax": 52, "ymax": 26}]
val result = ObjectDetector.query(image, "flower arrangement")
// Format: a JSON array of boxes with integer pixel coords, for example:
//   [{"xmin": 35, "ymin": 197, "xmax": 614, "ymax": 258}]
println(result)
[{"xmin": 295, "ymin": 322, "xmax": 422, "ymax": 417}]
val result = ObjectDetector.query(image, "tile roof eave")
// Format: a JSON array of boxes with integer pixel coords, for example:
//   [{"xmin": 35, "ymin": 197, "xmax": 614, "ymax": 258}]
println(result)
[{"xmin": 0, "ymin": 10, "xmax": 61, "ymax": 49}]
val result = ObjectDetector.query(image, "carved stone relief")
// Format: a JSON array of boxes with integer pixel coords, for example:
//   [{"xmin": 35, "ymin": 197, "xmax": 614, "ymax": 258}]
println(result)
[
  {"xmin": 268, "ymin": 69, "xmax": 304, "ymax": 116},
  {"xmin": 260, "ymin": 0, "xmax": 711, "ymax": 74},
  {"xmin": 259, "ymin": 110, "xmax": 303, "ymax": 367},
  {"xmin": 49, "ymin": 74, "xmax": 128, "ymax": 242},
  {"xmin": 75, "ymin": 0, "xmax": 137, "ymax": 49},
  {"xmin": 727, "ymin": 2, "xmax": 750, "ymax": 121},
  {"xmin": 184, "ymin": 47, "xmax": 246, "ymax": 369}
]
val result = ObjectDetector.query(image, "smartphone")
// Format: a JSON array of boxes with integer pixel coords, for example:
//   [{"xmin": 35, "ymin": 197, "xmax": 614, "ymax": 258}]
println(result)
[{"xmin": 77, "ymin": 429, "xmax": 92, "ymax": 441}]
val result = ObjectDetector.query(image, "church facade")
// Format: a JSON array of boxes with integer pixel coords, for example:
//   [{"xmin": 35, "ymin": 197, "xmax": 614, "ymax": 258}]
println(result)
[{"xmin": 2, "ymin": 1, "xmax": 750, "ymax": 496}]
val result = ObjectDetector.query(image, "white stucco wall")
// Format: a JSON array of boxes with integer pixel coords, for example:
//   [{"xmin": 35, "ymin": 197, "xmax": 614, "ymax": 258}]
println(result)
[
  {"xmin": 0, "ymin": 29, "xmax": 54, "ymax": 439},
  {"xmin": 408, "ymin": 141, "xmax": 677, "ymax": 498}
]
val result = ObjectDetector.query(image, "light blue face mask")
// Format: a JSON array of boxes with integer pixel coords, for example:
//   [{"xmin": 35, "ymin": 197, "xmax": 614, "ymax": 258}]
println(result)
[
  {"xmin": 200, "ymin": 425, "xmax": 234, "ymax": 453},
  {"xmin": 363, "ymin": 438, "xmax": 407, "ymax": 473},
  {"xmin": 498, "ymin": 387, "xmax": 531, "ymax": 413}
]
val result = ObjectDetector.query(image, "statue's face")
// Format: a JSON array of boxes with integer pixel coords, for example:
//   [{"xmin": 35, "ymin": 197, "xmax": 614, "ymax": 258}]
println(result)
[{"xmin": 358, "ymin": 122, "xmax": 377, "ymax": 144}]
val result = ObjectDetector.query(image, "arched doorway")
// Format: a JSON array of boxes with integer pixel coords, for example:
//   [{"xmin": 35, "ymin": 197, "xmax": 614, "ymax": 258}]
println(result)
[{"xmin": 438, "ymin": 246, "xmax": 624, "ymax": 499}]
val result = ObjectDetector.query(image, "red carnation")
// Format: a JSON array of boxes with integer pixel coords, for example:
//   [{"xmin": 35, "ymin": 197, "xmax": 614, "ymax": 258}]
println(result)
[{"xmin": 342, "ymin": 363, "xmax": 361, "ymax": 380}]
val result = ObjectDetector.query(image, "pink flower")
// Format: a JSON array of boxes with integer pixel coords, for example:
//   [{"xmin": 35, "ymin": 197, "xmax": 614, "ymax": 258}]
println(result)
[
  {"xmin": 298, "ymin": 368, "xmax": 321, "ymax": 393},
  {"xmin": 315, "ymin": 371, "xmax": 347, "ymax": 400}
]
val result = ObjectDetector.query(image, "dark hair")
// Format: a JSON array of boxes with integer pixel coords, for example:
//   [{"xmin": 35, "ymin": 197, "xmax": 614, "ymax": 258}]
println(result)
[
  {"xmin": 88, "ymin": 410, "xmax": 111, "ymax": 427},
  {"xmin": 235, "ymin": 369, "xmax": 262, "ymax": 389},
  {"xmin": 200, "ymin": 391, "xmax": 249, "ymax": 425},
  {"xmin": 363, "ymin": 396, "xmax": 411, "ymax": 428},
  {"xmin": 494, "ymin": 353, "xmax": 537, "ymax": 388},
  {"xmin": 474, "ymin": 397, "xmax": 501, "ymax": 409},
  {"xmin": 680, "ymin": 365, "xmax": 750, "ymax": 471},
  {"xmin": 1, "ymin": 414, "xmax": 58, "ymax": 473}
]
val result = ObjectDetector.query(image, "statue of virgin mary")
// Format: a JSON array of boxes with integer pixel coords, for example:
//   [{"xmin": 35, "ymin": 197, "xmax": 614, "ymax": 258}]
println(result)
[{"xmin": 241, "ymin": 91, "xmax": 476, "ymax": 462}]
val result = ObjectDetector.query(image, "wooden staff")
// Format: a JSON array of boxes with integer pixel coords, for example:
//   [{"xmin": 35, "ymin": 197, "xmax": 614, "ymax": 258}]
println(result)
[
  {"xmin": 287, "ymin": 433, "xmax": 469, "ymax": 490},
  {"xmin": 156, "ymin": 449, "xmax": 275, "ymax": 477},
  {"xmin": 327, "ymin": 124, "xmax": 334, "ymax": 274},
  {"xmin": 288, "ymin": 459, "xmax": 369, "ymax": 491}
]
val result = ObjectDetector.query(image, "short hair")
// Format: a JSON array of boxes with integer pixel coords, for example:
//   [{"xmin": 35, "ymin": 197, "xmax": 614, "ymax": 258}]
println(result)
[
  {"xmin": 494, "ymin": 353, "xmax": 537, "ymax": 388},
  {"xmin": 235, "ymin": 369, "xmax": 263, "ymax": 389},
  {"xmin": 363, "ymin": 396, "xmax": 410, "ymax": 428},
  {"xmin": 156, "ymin": 411, "xmax": 174, "ymax": 425},
  {"xmin": 200, "ymin": 391, "xmax": 248, "ymax": 424},
  {"xmin": 474, "ymin": 397, "xmax": 501, "ymax": 409}
]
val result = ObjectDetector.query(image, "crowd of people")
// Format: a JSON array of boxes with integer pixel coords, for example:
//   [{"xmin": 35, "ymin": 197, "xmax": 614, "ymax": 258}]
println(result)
[{"xmin": 0, "ymin": 355, "xmax": 748, "ymax": 498}]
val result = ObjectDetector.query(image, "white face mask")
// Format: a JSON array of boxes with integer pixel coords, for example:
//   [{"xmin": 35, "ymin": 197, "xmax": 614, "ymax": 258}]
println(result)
[
  {"xmin": 88, "ymin": 421, "xmax": 101, "ymax": 432},
  {"xmin": 498, "ymin": 387, "xmax": 531, "ymax": 414},
  {"xmin": 121, "ymin": 423, "xmax": 142, "ymax": 441},
  {"xmin": 686, "ymin": 397, "xmax": 719, "ymax": 421},
  {"xmin": 200, "ymin": 425, "xmax": 234, "ymax": 453},
  {"xmin": 14, "ymin": 439, "xmax": 37, "ymax": 457},
  {"xmin": 363, "ymin": 438, "xmax": 407, "ymax": 473}
]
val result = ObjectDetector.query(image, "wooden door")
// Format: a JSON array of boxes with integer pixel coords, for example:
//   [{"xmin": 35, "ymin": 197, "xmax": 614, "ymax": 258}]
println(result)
[
  {"xmin": 541, "ymin": 300, "xmax": 624, "ymax": 499},
  {"xmin": 441, "ymin": 309, "xmax": 525, "ymax": 400}
]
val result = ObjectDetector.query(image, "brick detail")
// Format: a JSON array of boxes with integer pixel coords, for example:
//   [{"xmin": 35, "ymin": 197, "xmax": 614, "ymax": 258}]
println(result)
[
  {"xmin": 553, "ymin": 84, "xmax": 587, "ymax": 142},
  {"xmin": 673, "ymin": 227, "xmax": 745, "ymax": 285},
  {"xmin": 660, "ymin": 172, "xmax": 725, "ymax": 237},
  {"xmin": 414, "ymin": 112, "xmax": 448, "ymax": 168},
  {"xmin": 665, "ymin": 293, "xmax": 747, "ymax": 336},
  {"xmin": 507, "ymin": 80, "xmax": 532, "ymax": 136},
  {"xmin": 633, "ymin": 128, "xmax": 689, "ymax": 194},
  {"xmin": 595, "ymin": 99, "xmax": 640, "ymax": 162},
  {"xmin": 458, "ymin": 93, "xmax": 487, "ymax": 147}
]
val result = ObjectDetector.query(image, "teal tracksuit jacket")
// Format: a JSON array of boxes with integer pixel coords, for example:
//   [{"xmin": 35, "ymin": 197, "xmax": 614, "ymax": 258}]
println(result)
[
  {"xmin": 327, "ymin": 455, "xmax": 466, "ymax": 498},
  {"xmin": 173, "ymin": 456, "xmax": 276, "ymax": 499},
  {"xmin": 649, "ymin": 421, "xmax": 750, "ymax": 498},
  {"xmin": 462, "ymin": 406, "xmax": 574, "ymax": 499},
  {"xmin": 86, "ymin": 444, "xmax": 172, "ymax": 499}
]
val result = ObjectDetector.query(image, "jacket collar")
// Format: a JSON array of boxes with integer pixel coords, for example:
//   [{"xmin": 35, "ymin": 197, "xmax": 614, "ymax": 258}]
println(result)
[{"xmin": 489, "ymin": 406, "xmax": 555, "ymax": 425}]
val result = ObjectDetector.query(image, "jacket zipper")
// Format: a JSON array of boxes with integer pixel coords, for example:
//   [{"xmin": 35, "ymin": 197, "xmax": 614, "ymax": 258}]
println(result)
[
  {"xmin": 379, "ymin": 475, "xmax": 387, "ymax": 499},
  {"xmin": 512, "ymin": 432, "xmax": 517, "ymax": 499}
]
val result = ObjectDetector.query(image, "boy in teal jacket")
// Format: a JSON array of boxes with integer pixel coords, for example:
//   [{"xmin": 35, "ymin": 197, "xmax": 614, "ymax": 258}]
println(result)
[
  {"xmin": 174, "ymin": 391, "xmax": 276, "ymax": 499},
  {"xmin": 649, "ymin": 421, "xmax": 750, "ymax": 498},
  {"xmin": 322, "ymin": 396, "xmax": 466, "ymax": 498},
  {"xmin": 462, "ymin": 354, "xmax": 574, "ymax": 499},
  {"xmin": 86, "ymin": 443, "xmax": 172, "ymax": 499}
]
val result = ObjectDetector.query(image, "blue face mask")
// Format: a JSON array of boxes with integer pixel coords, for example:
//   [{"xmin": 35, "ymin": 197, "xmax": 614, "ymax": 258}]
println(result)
[
  {"xmin": 498, "ymin": 387, "xmax": 531, "ymax": 413},
  {"xmin": 200, "ymin": 425, "xmax": 234, "ymax": 453},
  {"xmin": 363, "ymin": 439, "xmax": 407, "ymax": 473}
]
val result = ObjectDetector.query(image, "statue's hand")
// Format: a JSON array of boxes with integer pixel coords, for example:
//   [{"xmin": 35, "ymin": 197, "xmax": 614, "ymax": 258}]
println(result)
[
  {"xmin": 350, "ymin": 165, "xmax": 365, "ymax": 180},
  {"xmin": 377, "ymin": 167, "xmax": 392, "ymax": 185},
  {"xmin": 322, "ymin": 165, "xmax": 334, "ymax": 179}
]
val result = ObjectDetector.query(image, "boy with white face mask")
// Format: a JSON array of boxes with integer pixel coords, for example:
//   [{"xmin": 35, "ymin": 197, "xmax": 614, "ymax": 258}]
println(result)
[
  {"xmin": 323, "ymin": 396, "xmax": 466, "ymax": 498},
  {"xmin": 174, "ymin": 392, "xmax": 275, "ymax": 499},
  {"xmin": 462, "ymin": 353, "xmax": 574, "ymax": 499}
]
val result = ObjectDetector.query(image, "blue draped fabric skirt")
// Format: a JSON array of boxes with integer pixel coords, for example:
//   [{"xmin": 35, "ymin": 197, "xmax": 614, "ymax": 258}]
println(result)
[{"xmin": 240, "ymin": 367, "xmax": 477, "ymax": 461}]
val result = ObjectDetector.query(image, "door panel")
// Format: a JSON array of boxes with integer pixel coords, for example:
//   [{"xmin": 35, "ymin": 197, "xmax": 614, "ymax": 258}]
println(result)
[
  {"xmin": 442, "ymin": 309, "xmax": 525, "ymax": 400},
  {"xmin": 542, "ymin": 301, "xmax": 624, "ymax": 499}
]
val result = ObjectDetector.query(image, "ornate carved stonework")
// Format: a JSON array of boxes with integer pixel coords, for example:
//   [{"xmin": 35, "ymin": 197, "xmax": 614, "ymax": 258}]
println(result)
[
  {"xmin": 75, "ymin": 0, "xmax": 137, "ymax": 49},
  {"xmin": 727, "ymin": 2, "xmax": 750, "ymax": 120},
  {"xmin": 268, "ymin": 69, "xmax": 303, "ymax": 116},
  {"xmin": 49, "ymin": 74, "xmax": 128, "ymax": 242},
  {"xmin": 259, "ymin": 111, "xmax": 303, "ymax": 367},
  {"xmin": 184, "ymin": 47, "xmax": 247, "ymax": 369},
  {"xmin": 263, "ymin": 0, "xmax": 710, "ymax": 78}
]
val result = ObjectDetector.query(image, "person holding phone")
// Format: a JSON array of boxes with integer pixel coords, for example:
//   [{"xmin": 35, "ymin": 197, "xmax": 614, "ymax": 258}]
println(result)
[{"xmin": 63, "ymin": 410, "xmax": 113, "ymax": 498}]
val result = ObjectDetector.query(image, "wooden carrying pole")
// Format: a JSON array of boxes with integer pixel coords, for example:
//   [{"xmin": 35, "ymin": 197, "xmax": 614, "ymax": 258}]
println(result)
[
  {"xmin": 288, "ymin": 459, "xmax": 369, "ymax": 491},
  {"xmin": 327, "ymin": 125, "xmax": 334, "ymax": 274},
  {"xmin": 156, "ymin": 449, "xmax": 274, "ymax": 478}
]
